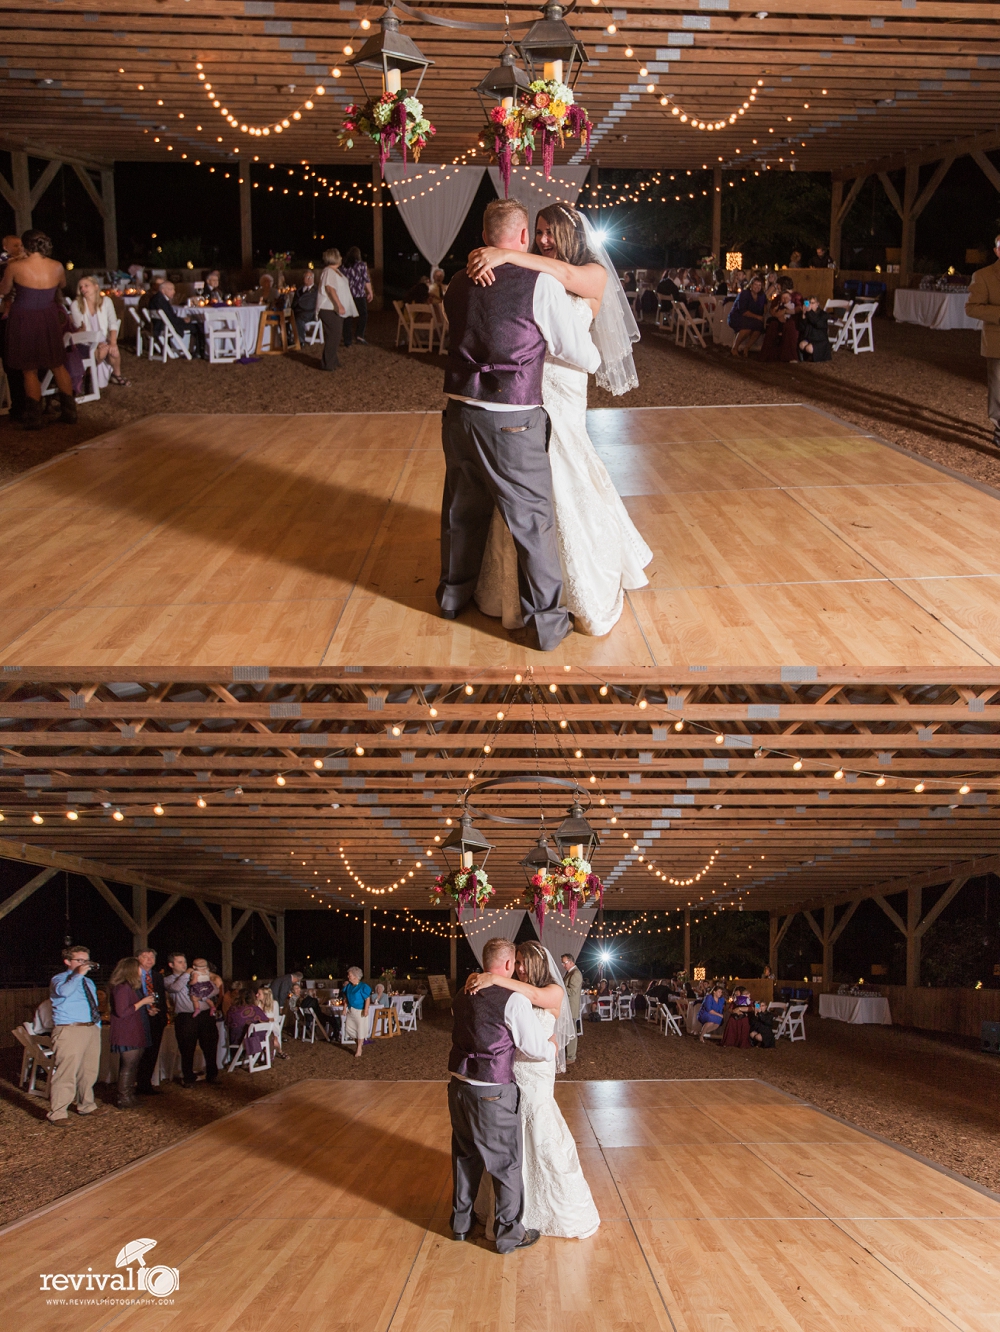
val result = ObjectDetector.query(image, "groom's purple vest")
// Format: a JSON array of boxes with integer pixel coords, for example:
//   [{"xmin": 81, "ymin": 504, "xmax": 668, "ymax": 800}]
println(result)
[
  {"xmin": 449, "ymin": 986, "xmax": 516, "ymax": 1084},
  {"xmin": 443, "ymin": 268, "xmax": 546, "ymax": 406}
]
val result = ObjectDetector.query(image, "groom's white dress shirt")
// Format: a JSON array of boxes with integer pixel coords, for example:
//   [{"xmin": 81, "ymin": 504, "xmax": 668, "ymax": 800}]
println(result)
[
  {"xmin": 452, "ymin": 989, "xmax": 556, "ymax": 1086},
  {"xmin": 447, "ymin": 272, "xmax": 601, "ymax": 413}
]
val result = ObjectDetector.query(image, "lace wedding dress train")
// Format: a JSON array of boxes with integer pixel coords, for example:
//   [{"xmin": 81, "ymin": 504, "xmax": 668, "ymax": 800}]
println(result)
[
  {"xmin": 474, "ymin": 295, "xmax": 652, "ymax": 638},
  {"xmin": 476, "ymin": 1006, "xmax": 600, "ymax": 1240}
]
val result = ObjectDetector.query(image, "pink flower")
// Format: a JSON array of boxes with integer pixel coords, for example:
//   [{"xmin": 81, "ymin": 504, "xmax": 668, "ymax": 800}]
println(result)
[{"xmin": 533, "ymin": 92, "xmax": 550, "ymax": 109}]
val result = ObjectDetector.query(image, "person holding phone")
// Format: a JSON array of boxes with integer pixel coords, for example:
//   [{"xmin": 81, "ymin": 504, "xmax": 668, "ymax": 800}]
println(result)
[{"xmin": 47, "ymin": 944, "xmax": 103, "ymax": 1123}]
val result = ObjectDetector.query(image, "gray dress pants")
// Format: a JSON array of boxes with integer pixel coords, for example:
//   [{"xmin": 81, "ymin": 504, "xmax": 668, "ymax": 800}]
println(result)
[
  {"xmin": 437, "ymin": 399, "xmax": 571, "ymax": 651},
  {"xmin": 448, "ymin": 1077, "xmax": 525, "ymax": 1253}
]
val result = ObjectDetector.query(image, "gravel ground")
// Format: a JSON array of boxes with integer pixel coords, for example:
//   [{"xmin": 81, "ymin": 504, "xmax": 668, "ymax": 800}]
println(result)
[
  {"xmin": 2, "ymin": 312, "xmax": 998, "ymax": 491},
  {"xmin": 2, "ymin": 1009, "xmax": 997, "ymax": 1227}
]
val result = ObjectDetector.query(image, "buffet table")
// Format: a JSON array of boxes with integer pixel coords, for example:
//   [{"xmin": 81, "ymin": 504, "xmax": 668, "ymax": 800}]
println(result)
[
  {"xmin": 893, "ymin": 289, "xmax": 980, "ymax": 331},
  {"xmin": 818, "ymin": 993, "xmax": 892, "ymax": 1025}
]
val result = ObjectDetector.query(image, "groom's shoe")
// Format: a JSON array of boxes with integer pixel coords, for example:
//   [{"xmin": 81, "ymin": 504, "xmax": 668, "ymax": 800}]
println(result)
[
  {"xmin": 511, "ymin": 1229, "xmax": 541, "ymax": 1251},
  {"xmin": 439, "ymin": 602, "xmax": 471, "ymax": 621},
  {"xmin": 452, "ymin": 1230, "xmax": 469, "ymax": 1242}
]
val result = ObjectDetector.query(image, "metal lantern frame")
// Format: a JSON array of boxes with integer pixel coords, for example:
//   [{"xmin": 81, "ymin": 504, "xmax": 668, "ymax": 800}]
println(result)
[
  {"xmin": 440, "ymin": 810, "xmax": 493, "ymax": 875},
  {"xmin": 346, "ymin": 4, "xmax": 433, "ymax": 99},
  {"xmin": 554, "ymin": 798, "xmax": 601, "ymax": 864},
  {"xmin": 519, "ymin": 830, "xmax": 562, "ymax": 888},
  {"xmin": 474, "ymin": 43, "xmax": 531, "ymax": 115},
  {"xmin": 515, "ymin": 0, "xmax": 589, "ymax": 90}
]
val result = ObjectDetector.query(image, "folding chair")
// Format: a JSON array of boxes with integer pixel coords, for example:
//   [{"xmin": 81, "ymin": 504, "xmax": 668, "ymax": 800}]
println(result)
[
  {"xmin": 596, "ymin": 996, "xmax": 615, "ymax": 1021},
  {"xmin": 775, "ymin": 1002, "xmax": 807, "ymax": 1042},
  {"xmin": 396, "ymin": 998, "xmax": 417, "ymax": 1032},
  {"xmin": 406, "ymin": 303, "xmax": 436, "ymax": 353},
  {"xmin": 41, "ymin": 330, "xmax": 103, "ymax": 404},
  {"xmin": 824, "ymin": 298, "xmax": 854, "ymax": 351},
  {"xmin": 393, "ymin": 299, "xmax": 411, "ymax": 347},
  {"xmin": 655, "ymin": 298, "xmax": 676, "ymax": 333},
  {"xmin": 433, "ymin": 303, "xmax": 450, "ymax": 353},
  {"xmin": 674, "ymin": 302, "xmax": 709, "ymax": 349},
  {"xmin": 645, "ymin": 996, "xmax": 661, "ymax": 1022},
  {"xmin": 128, "ymin": 306, "xmax": 144, "ymax": 356},
  {"xmin": 205, "ymin": 309, "xmax": 241, "ymax": 363},
  {"xmin": 13, "ymin": 1025, "xmax": 54, "ymax": 1094},
  {"xmin": 412, "ymin": 995, "xmax": 425, "ymax": 1021},
  {"xmin": 227, "ymin": 1023, "xmax": 273, "ymax": 1072},
  {"xmin": 149, "ymin": 311, "xmax": 192, "ymax": 362},
  {"xmin": 659, "ymin": 1004, "xmax": 684, "ymax": 1038},
  {"xmin": 841, "ymin": 300, "xmax": 878, "ymax": 354},
  {"xmin": 302, "ymin": 319, "xmax": 324, "ymax": 345},
  {"xmin": 294, "ymin": 1007, "xmax": 317, "ymax": 1042},
  {"xmin": 617, "ymin": 994, "xmax": 635, "ymax": 1020}
]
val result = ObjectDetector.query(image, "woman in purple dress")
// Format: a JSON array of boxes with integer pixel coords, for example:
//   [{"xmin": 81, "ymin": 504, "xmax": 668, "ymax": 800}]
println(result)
[
  {"xmin": 0, "ymin": 229, "xmax": 76, "ymax": 429},
  {"xmin": 109, "ymin": 957, "xmax": 155, "ymax": 1108},
  {"xmin": 226, "ymin": 991, "xmax": 270, "ymax": 1060}
]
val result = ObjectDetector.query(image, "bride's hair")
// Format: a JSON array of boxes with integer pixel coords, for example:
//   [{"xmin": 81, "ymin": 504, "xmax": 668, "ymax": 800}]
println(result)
[
  {"xmin": 516, "ymin": 940, "xmax": 553, "ymax": 988},
  {"xmin": 533, "ymin": 204, "xmax": 596, "ymax": 268}
]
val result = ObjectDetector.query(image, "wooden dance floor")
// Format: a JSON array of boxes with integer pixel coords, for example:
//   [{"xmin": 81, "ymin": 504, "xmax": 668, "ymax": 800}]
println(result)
[
  {"xmin": 3, "ymin": 405, "xmax": 1000, "ymax": 665},
  {"xmin": 4, "ymin": 1079, "xmax": 998, "ymax": 1331}
]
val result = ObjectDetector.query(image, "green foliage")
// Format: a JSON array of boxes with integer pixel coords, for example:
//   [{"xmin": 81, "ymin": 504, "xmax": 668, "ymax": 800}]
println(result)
[
  {"xmin": 921, "ymin": 917, "xmax": 995, "ymax": 988},
  {"xmin": 305, "ymin": 955, "xmax": 340, "ymax": 979},
  {"xmin": 152, "ymin": 236, "xmax": 207, "ymax": 267}
]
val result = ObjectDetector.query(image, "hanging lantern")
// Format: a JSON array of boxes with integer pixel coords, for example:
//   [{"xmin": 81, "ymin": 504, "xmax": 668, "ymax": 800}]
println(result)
[
  {"xmin": 440, "ymin": 810, "xmax": 493, "ymax": 875},
  {"xmin": 346, "ymin": 4, "xmax": 433, "ymax": 99},
  {"xmin": 519, "ymin": 831, "xmax": 562, "ymax": 887},
  {"xmin": 475, "ymin": 44, "xmax": 531, "ymax": 115},
  {"xmin": 554, "ymin": 799, "xmax": 600, "ymax": 863},
  {"xmin": 516, "ymin": 1, "xmax": 589, "ymax": 89}
]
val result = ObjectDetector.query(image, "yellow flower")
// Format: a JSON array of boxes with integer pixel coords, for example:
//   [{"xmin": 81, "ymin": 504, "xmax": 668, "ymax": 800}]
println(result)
[{"xmin": 550, "ymin": 99, "xmax": 566, "ymax": 119}]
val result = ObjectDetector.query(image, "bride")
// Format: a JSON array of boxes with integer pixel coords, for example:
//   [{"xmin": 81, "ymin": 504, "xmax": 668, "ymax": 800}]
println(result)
[
  {"xmin": 465, "ymin": 940, "xmax": 600, "ymax": 1240},
  {"xmin": 467, "ymin": 204, "xmax": 652, "ymax": 638}
]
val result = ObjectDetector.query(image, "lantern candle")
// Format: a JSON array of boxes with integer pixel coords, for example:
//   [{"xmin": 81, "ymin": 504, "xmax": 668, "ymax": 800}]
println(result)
[
  {"xmin": 571, "ymin": 843, "xmax": 583, "ymax": 860},
  {"xmin": 501, "ymin": 95, "xmax": 514, "ymax": 110},
  {"xmin": 462, "ymin": 850, "xmax": 474, "ymax": 869},
  {"xmin": 543, "ymin": 60, "xmax": 563, "ymax": 84},
  {"xmin": 385, "ymin": 67, "xmax": 402, "ymax": 95}
]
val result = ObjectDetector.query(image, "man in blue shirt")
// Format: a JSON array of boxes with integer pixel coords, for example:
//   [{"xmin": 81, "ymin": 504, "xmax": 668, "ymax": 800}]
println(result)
[{"xmin": 48, "ymin": 944, "xmax": 102, "ymax": 1124}]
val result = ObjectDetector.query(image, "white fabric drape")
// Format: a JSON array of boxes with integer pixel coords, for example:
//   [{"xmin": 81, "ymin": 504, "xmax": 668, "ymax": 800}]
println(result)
[
  {"xmin": 527, "ymin": 906, "xmax": 597, "ymax": 965},
  {"xmin": 487, "ymin": 166, "xmax": 591, "ymax": 234},
  {"xmin": 459, "ymin": 908, "xmax": 526, "ymax": 966},
  {"xmin": 385, "ymin": 164, "xmax": 485, "ymax": 268}
]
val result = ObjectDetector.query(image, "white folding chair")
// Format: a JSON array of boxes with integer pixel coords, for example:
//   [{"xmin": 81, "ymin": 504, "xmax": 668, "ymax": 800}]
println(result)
[
  {"xmin": 205, "ymin": 309, "xmax": 240, "ymax": 363},
  {"xmin": 596, "ymin": 995, "xmax": 615, "ymax": 1021},
  {"xmin": 412, "ymin": 995, "xmax": 425, "ymax": 1021},
  {"xmin": 645, "ymin": 996, "xmax": 660, "ymax": 1022},
  {"xmin": 767, "ymin": 1001, "xmax": 789, "ymax": 1017},
  {"xmin": 841, "ymin": 300, "xmax": 878, "ymax": 354},
  {"xmin": 396, "ymin": 998, "xmax": 418, "ymax": 1032},
  {"xmin": 128, "ymin": 306, "xmax": 144, "ymax": 356},
  {"xmin": 406, "ymin": 303, "xmax": 436, "ymax": 353},
  {"xmin": 659, "ymin": 1004, "xmax": 684, "ymax": 1038},
  {"xmin": 393, "ymin": 299, "xmax": 411, "ymax": 347},
  {"xmin": 824, "ymin": 298, "xmax": 854, "ymax": 351},
  {"xmin": 617, "ymin": 994, "xmax": 635, "ymax": 1020},
  {"xmin": 149, "ymin": 311, "xmax": 192, "ymax": 362},
  {"xmin": 294, "ymin": 1007, "xmax": 317, "ymax": 1042},
  {"xmin": 674, "ymin": 302, "xmax": 709, "ymax": 349},
  {"xmin": 227, "ymin": 1023, "xmax": 274, "ymax": 1072},
  {"xmin": 13, "ymin": 1025, "xmax": 54, "ymax": 1094},
  {"xmin": 775, "ymin": 1002, "xmax": 807, "ymax": 1042},
  {"xmin": 302, "ymin": 319, "xmax": 324, "ymax": 345},
  {"xmin": 41, "ymin": 329, "xmax": 103, "ymax": 404},
  {"xmin": 433, "ymin": 303, "xmax": 450, "ymax": 353}
]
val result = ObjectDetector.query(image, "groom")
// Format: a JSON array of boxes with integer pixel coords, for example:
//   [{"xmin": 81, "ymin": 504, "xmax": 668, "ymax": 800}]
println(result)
[
  {"xmin": 448, "ymin": 936, "xmax": 556, "ymax": 1252},
  {"xmin": 437, "ymin": 198, "xmax": 601, "ymax": 651}
]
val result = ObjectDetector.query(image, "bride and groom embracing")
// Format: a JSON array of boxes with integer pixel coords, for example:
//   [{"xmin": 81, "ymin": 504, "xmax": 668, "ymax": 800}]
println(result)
[
  {"xmin": 436, "ymin": 198, "xmax": 652, "ymax": 652},
  {"xmin": 448, "ymin": 937, "xmax": 599, "ymax": 1252}
]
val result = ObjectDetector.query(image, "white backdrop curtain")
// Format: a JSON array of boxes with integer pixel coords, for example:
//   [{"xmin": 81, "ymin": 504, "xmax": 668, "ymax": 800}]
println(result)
[
  {"xmin": 459, "ymin": 908, "xmax": 527, "ymax": 966},
  {"xmin": 527, "ymin": 906, "xmax": 597, "ymax": 966},
  {"xmin": 487, "ymin": 165, "xmax": 591, "ymax": 234},
  {"xmin": 384, "ymin": 164, "xmax": 485, "ymax": 268}
]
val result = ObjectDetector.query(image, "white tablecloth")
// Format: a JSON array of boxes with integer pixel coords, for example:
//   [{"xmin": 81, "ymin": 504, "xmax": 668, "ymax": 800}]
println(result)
[
  {"xmin": 185, "ymin": 305, "xmax": 268, "ymax": 355},
  {"xmin": 819, "ymin": 993, "xmax": 892, "ymax": 1024},
  {"xmin": 893, "ymin": 289, "xmax": 980, "ymax": 331}
]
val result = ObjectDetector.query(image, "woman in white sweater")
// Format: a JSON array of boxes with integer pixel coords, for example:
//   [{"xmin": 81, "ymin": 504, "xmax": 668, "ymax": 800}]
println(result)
[
  {"xmin": 315, "ymin": 247, "xmax": 357, "ymax": 373},
  {"xmin": 70, "ymin": 275, "xmax": 129, "ymax": 386}
]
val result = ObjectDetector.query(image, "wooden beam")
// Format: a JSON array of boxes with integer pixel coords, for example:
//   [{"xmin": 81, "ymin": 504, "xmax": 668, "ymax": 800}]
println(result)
[
  {"xmin": 836, "ymin": 128, "xmax": 1000, "ymax": 184},
  {"xmin": 874, "ymin": 893, "xmax": 907, "ymax": 937},
  {"xmin": 910, "ymin": 155, "xmax": 954, "ymax": 222},
  {"xmin": 233, "ymin": 907, "xmax": 254, "ymax": 940},
  {"xmin": 147, "ymin": 893, "xmax": 181, "ymax": 934},
  {"xmin": 11, "ymin": 151, "xmax": 31, "ymax": 234},
  {"xmin": 276, "ymin": 911, "xmax": 286, "ymax": 976},
  {"xmin": 370, "ymin": 162, "xmax": 383, "ymax": 313},
  {"xmin": 711, "ymin": 164, "xmax": 722, "ymax": 266},
  {"xmin": 906, "ymin": 885, "xmax": 922, "ymax": 988},
  {"xmin": 914, "ymin": 875, "xmax": 970, "ymax": 940},
  {"xmin": 239, "ymin": 165, "xmax": 252, "ymax": 275},
  {"xmin": 972, "ymin": 150, "xmax": 1000, "ymax": 194},
  {"xmin": 829, "ymin": 898, "xmax": 860, "ymax": 945},
  {"xmin": 87, "ymin": 874, "xmax": 140, "ymax": 936},
  {"xmin": 29, "ymin": 159, "xmax": 61, "ymax": 211},
  {"xmin": 101, "ymin": 166, "xmax": 118, "ymax": 270},
  {"xmin": 194, "ymin": 898, "xmax": 223, "ymax": 940},
  {"xmin": 132, "ymin": 884, "xmax": 148, "ymax": 953},
  {"xmin": 0, "ymin": 867, "xmax": 58, "ymax": 922},
  {"xmin": 364, "ymin": 906, "xmax": 372, "ymax": 981},
  {"xmin": 220, "ymin": 902, "xmax": 233, "ymax": 978},
  {"xmin": 683, "ymin": 907, "xmax": 691, "ymax": 975},
  {"xmin": 803, "ymin": 910, "xmax": 824, "ymax": 945},
  {"xmin": 879, "ymin": 171, "xmax": 903, "ymax": 219},
  {"xmin": 256, "ymin": 910, "xmax": 277, "ymax": 945},
  {"xmin": 71, "ymin": 162, "xmax": 106, "ymax": 220},
  {"xmin": 0, "ymin": 169, "xmax": 17, "ymax": 213}
]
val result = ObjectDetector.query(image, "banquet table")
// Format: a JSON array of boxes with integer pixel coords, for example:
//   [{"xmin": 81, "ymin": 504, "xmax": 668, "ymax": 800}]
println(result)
[
  {"xmin": 893, "ymin": 288, "xmax": 981, "ymax": 331},
  {"xmin": 183, "ymin": 304, "xmax": 269, "ymax": 355},
  {"xmin": 818, "ymin": 993, "xmax": 892, "ymax": 1025}
]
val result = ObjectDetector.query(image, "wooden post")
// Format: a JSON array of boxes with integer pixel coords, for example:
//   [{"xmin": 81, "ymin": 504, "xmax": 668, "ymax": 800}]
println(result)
[
  {"xmin": 371, "ymin": 163, "xmax": 384, "ymax": 312},
  {"xmin": 131, "ymin": 885, "xmax": 148, "ymax": 954},
  {"xmin": 220, "ymin": 902, "xmax": 233, "ymax": 979},
  {"xmin": 711, "ymin": 164, "xmax": 722, "ymax": 264},
  {"xmin": 11, "ymin": 151, "xmax": 32, "ymax": 234},
  {"xmin": 906, "ymin": 886, "xmax": 922, "ymax": 988},
  {"xmin": 829, "ymin": 177, "xmax": 844, "ymax": 266},
  {"xmin": 588, "ymin": 160, "xmax": 599, "ymax": 212},
  {"xmin": 768, "ymin": 911, "xmax": 778, "ymax": 976},
  {"xmin": 683, "ymin": 909, "xmax": 691, "ymax": 975},
  {"xmin": 822, "ymin": 904, "xmax": 834, "ymax": 993},
  {"xmin": 449, "ymin": 908, "xmax": 457, "ymax": 983},
  {"xmin": 363, "ymin": 907, "xmax": 371, "ymax": 980},
  {"xmin": 900, "ymin": 162, "xmax": 919, "ymax": 284},
  {"xmin": 239, "ymin": 166, "xmax": 253, "ymax": 276},
  {"xmin": 101, "ymin": 166, "xmax": 118, "ymax": 270},
  {"xmin": 276, "ymin": 911, "xmax": 286, "ymax": 976}
]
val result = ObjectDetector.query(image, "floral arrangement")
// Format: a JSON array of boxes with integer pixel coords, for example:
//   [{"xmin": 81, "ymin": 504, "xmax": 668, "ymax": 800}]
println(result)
[
  {"xmin": 339, "ymin": 89, "xmax": 435, "ymax": 173},
  {"xmin": 524, "ymin": 855, "xmax": 603, "ymax": 929},
  {"xmin": 266, "ymin": 250, "xmax": 293, "ymax": 274},
  {"xmin": 429, "ymin": 866, "xmax": 494, "ymax": 918},
  {"xmin": 484, "ymin": 78, "xmax": 592, "ymax": 193}
]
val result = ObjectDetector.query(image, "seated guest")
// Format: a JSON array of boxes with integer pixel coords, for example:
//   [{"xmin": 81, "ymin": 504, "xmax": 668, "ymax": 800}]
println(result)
[
  {"xmin": 290, "ymin": 981, "xmax": 333, "ymax": 1037},
  {"xmin": 291, "ymin": 270, "xmax": 318, "ymax": 343},
  {"xmin": 728, "ymin": 275, "xmax": 767, "ymax": 357},
  {"xmin": 226, "ymin": 988, "xmax": 270, "ymax": 1060},
  {"xmin": 760, "ymin": 291, "xmax": 800, "ymax": 363},
  {"xmin": 749, "ymin": 1003, "xmax": 777, "ymax": 1048},
  {"xmin": 696, "ymin": 984, "xmax": 726, "ymax": 1041},
  {"xmin": 404, "ymin": 273, "xmax": 433, "ymax": 304},
  {"xmin": 148, "ymin": 279, "xmax": 206, "ymax": 358},
  {"xmin": 202, "ymin": 270, "xmax": 229, "ymax": 304},
  {"xmin": 108, "ymin": 956, "xmax": 155, "ymax": 1108},
  {"xmin": 799, "ymin": 297, "xmax": 832, "ymax": 361},
  {"xmin": 638, "ymin": 276, "xmax": 659, "ymax": 323},
  {"xmin": 713, "ymin": 269, "xmax": 730, "ymax": 297},
  {"xmin": 136, "ymin": 276, "xmax": 163, "ymax": 314},
  {"xmin": 657, "ymin": 269, "xmax": 681, "ymax": 312},
  {"xmin": 254, "ymin": 984, "xmax": 288, "ymax": 1059},
  {"xmin": 427, "ymin": 266, "xmax": 447, "ymax": 301},
  {"xmin": 371, "ymin": 983, "xmax": 391, "ymax": 1008},
  {"xmin": 249, "ymin": 271, "xmax": 276, "ymax": 306},
  {"xmin": 788, "ymin": 249, "xmax": 803, "ymax": 269},
  {"xmin": 596, "ymin": 978, "xmax": 610, "ymax": 997},
  {"xmin": 723, "ymin": 988, "xmax": 752, "ymax": 1048},
  {"xmin": 71, "ymin": 275, "xmax": 129, "ymax": 388}
]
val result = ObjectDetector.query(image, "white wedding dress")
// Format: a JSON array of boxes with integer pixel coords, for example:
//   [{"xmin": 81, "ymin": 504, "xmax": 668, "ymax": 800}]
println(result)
[
  {"xmin": 474, "ymin": 295, "xmax": 652, "ymax": 638},
  {"xmin": 477, "ymin": 1005, "xmax": 600, "ymax": 1240}
]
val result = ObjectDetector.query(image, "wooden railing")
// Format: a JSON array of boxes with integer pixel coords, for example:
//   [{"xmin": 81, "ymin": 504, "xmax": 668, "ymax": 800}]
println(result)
[{"xmin": 880, "ymin": 985, "xmax": 1000, "ymax": 1039}]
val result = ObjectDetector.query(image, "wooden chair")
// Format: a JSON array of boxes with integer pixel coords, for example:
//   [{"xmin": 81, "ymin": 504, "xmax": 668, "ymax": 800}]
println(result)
[
  {"xmin": 596, "ymin": 995, "xmax": 615, "ymax": 1021},
  {"xmin": 254, "ymin": 308, "xmax": 298, "ymax": 355},
  {"xmin": 775, "ymin": 1002, "xmax": 808, "ymax": 1042},
  {"xmin": 406, "ymin": 303, "xmax": 436, "ymax": 353},
  {"xmin": 674, "ymin": 302, "xmax": 709, "ymax": 349},
  {"xmin": 372, "ymin": 1006, "xmax": 400, "ymax": 1039},
  {"xmin": 12, "ymin": 1024, "xmax": 54, "ymax": 1095},
  {"xmin": 393, "ymin": 299, "xmax": 411, "ymax": 347}
]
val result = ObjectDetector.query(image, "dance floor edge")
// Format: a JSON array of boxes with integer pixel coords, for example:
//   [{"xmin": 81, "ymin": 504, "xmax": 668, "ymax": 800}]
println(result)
[
  {"xmin": 2, "ymin": 1078, "xmax": 998, "ymax": 1332},
  {"xmin": 2, "ymin": 404, "xmax": 1000, "ymax": 667}
]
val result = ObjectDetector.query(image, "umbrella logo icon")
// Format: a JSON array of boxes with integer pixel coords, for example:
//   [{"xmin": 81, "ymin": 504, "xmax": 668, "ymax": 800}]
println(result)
[{"xmin": 115, "ymin": 1238, "xmax": 180, "ymax": 1297}]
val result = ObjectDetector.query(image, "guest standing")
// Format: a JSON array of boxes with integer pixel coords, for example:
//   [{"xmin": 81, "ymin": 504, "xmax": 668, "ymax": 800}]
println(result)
[
  {"xmin": 47, "ymin": 944, "xmax": 102, "ymax": 1124},
  {"xmin": 561, "ymin": 953, "xmax": 583, "ymax": 1063},
  {"xmin": 341, "ymin": 965, "xmax": 371, "ymax": 1058},
  {"xmin": 342, "ymin": 246, "xmax": 373, "ymax": 345},
  {"xmin": 0, "ymin": 229, "xmax": 76, "ymax": 429},
  {"xmin": 270, "ymin": 970, "xmax": 303, "ymax": 1009},
  {"xmin": 966, "ymin": 235, "xmax": 1000, "ymax": 449},
  {"xmin": 291, "ymin": 271, "xmax": 317, "ymax": 345},
  {"xmin": 135, "ymin": 948, "xmax": 167, "ymax": 1095},
  {"xmin": 70, "ymin": 275, "xmax": 129, "ymax": 388},
  {"xmin": 164, "ymin": 953, "xmax": 219, "ymax": 1087},
  {"xmin": 0, "ymin": 232, "xmax": 26, "ymax": 423},
  {"xmin": 728, "ymin": 276, "xmax": 767, "ymax": 357},
  {"xmin": 315, "ymin": 248, "xmax": 356, "ymax": 372},
  {"xmin": 109, "ymin": 957, "xmax": 155, "ymax": 1108}
]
